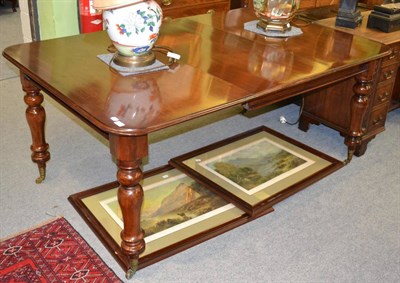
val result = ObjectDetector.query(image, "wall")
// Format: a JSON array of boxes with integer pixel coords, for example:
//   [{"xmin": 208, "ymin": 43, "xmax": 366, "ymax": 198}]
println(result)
[
  {"xmin": 19, "ymin": 0, "xmax": 80, "ymax": 42},
  {"xmin": 37, "ymin": 0, "xmax": 79, "ymax": 40},
  {"xmin": 19, "ymin": 0, "xmax": 32, "ymax": 42}
]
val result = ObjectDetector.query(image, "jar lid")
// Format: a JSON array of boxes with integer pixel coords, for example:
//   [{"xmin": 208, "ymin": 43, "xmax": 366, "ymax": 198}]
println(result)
[{"xmin": 93, "ymin": 0, "xmax": 144, "ymax": 10}]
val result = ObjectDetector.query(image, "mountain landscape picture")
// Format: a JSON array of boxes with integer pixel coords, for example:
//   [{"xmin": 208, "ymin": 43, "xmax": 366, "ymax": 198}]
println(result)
[
  {"xmin": 203, "ymin": 138, "xmax": 308, "ymax": 191},
  {"xmin": 101, "ymin": 175, "xmax": 229, "ymax": 240}
]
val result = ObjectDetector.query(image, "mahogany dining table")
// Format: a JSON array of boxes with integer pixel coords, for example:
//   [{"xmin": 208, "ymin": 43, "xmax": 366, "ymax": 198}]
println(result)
[{"xmin": 2, "ymin": 7, "xmax": 389, "ymax": 278}]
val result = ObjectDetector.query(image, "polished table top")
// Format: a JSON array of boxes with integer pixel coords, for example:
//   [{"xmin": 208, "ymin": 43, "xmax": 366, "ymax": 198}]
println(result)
[{"xmin": 3, "ymin": 8, "xmax": 389, "ymax": 137}]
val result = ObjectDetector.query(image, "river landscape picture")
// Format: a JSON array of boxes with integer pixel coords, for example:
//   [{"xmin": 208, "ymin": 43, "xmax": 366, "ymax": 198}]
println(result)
[
  {"xmin": 200, "ymin": 138, "xmax": 309, "ymax": 194},
  {"xmin": 100, "ymin": 174, "xmax": 230, "ymax": 242}
]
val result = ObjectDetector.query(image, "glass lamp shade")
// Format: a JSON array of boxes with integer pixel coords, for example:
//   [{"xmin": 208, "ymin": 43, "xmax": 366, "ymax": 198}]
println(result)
[
  {"xmin": 253, "ymin": 0, "xmax": 300, "ymax": 32},
  {"xmin": 106, "ymin": 76, "xmax": 161, "ymax": 128},
  {"xmin": 94, "ymin": 0, "xmax": 163, "ymax": 67},
  {"xmin": 248, "ymin": 43, "xmax": 294, "ymax": 81}
]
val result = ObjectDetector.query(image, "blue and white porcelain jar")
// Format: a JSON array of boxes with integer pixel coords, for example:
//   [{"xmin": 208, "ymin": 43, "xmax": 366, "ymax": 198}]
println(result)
[{"xmin": 102, "ymin": 0, "xmax": 163, "ymax": 57}]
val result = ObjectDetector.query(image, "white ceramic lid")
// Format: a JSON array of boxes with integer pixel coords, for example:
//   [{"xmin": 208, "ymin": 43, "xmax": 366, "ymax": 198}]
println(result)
[{"xmin": 93, "ymin": 0, "xmax": 144, "ymax": 10}]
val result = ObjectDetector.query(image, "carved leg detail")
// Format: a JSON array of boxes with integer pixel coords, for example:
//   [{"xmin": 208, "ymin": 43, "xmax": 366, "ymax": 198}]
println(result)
[
  {"xmin": 344, "ymin": 62, "xmax": 376, "ymax": 164},
  {"xmin": 109, "ymin": 134, "xmax": 148, "ymax": 279},
  {"xmin": 117, "ymin": 163, "xmax": 145, "ymax": 279},
  {"xmin": 21, "ymin": 73, "xmax": 50, "ymax": 183}
]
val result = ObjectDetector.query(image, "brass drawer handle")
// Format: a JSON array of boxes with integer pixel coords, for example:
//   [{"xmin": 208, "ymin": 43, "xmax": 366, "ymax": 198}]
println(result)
[
  {"xmin": 389, "ymin": 50, "xmax": 399, "ymax": 60},
  {"xmin": 207, "ymin": 9, "xmax": 216, "ymax": 14},
  {"xmin": 383, "ymin": 70, "xmax": 394, "ymax": 80},
  {"xmin": 372, "ymin": 116, "xmax": 384, "ymax": 125},
  {"xmin": 378, "ymin": 91, "xmax": 390, "ymax": 102},
  {"xmin": 162, "ymin": 0, "xmax": 172, "ymax": 6}
]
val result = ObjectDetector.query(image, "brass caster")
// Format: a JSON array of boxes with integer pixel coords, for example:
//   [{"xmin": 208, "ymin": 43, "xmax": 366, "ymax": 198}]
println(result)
[
  {"xmin": 35, "ymin": 167, "xmax": 46, "ymax": 184},
  {"xmin": 125, "ymin": 268, "xmax": 135, "ymax": 280},
  {"xmin": 125, "ymin": 258, "xmax": 139, "ymax": 279},
  {"xmin": 343, "ymin": 149, "xmax": 354, "ymax": 165}
]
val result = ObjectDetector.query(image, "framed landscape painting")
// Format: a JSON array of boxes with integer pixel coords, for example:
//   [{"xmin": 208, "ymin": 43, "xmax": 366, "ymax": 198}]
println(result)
[
  {"xmin": 170, "ymin": 126, "xmax": 344, "ymax": 216},
  {"xmin": 69, "ymin": 165, "xmax": 248, "ymax": 271}
]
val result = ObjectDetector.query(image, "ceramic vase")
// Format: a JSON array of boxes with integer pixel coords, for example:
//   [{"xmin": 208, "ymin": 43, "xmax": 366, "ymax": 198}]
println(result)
[{"xmin": 103, "ymin": 0, "xmax": 163, "ymax": 57}]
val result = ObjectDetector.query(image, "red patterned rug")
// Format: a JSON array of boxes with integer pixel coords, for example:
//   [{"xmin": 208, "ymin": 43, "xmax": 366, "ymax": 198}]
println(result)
[{"xmin": 0, "ymin": 217, "xmax": 122, "ymax": 282}]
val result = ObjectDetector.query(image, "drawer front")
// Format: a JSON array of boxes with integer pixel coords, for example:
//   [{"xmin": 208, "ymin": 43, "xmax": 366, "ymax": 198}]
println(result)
[
  {"xmin": 379, "ymin": 64, "xmax": 398, "ymax": 83},
  {"xmin": 156, "ymin": 0, "xmax": 230, "ymax": 18},
  {"xmin": 382, "ymin": 44, "xmax": 400, "ymax": 67},
  {"xmin": 299, "ymin": 0, "xmax": 317, "ymax": 9},
  {"xmin": 298, "ymin": 0, "xmax": 340, "ymax": 9},
  {"xmin": 374, "ymin": 82, "xmax": 395, "ymax": 106},
  {"xmin": 367, "ymin": 103, "xmax": 389, "ymax": 132}
]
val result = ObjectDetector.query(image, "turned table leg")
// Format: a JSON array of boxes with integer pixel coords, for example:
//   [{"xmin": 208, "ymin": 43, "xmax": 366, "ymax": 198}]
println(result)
[
  {"xmin": 344, "ymin": 62, "xmax": 376, "ymax": 164},
  {"xmin": 109, "ymin": 134, "xmax": 148, "ymax": 279},
  {"xmin": 21, "ymin": 73, "xmax": 50, "ymax": 183}
]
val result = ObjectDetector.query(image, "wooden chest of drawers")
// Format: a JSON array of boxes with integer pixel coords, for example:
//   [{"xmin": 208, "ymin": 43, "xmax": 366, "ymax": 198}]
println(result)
[
  {"xmin": 382, "ymin": 43, "xmax": 400, "ymax": 111},
  {"xmin": 298, "ymin": 11, "xmax": 399, "ymax": 157},
  {"xmin": 364, "ymin": 42, "xmax": 399, "ymax": 136},
  {"xmin": 156, "ymin": 0, "xmax": 231, "ymax": 19}
]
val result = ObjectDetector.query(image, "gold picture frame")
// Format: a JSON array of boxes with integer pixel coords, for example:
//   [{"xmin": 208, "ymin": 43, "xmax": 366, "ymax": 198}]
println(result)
[{"xmin": 170, "ymin": 126, "xmax": 344, "ymax": 216}]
